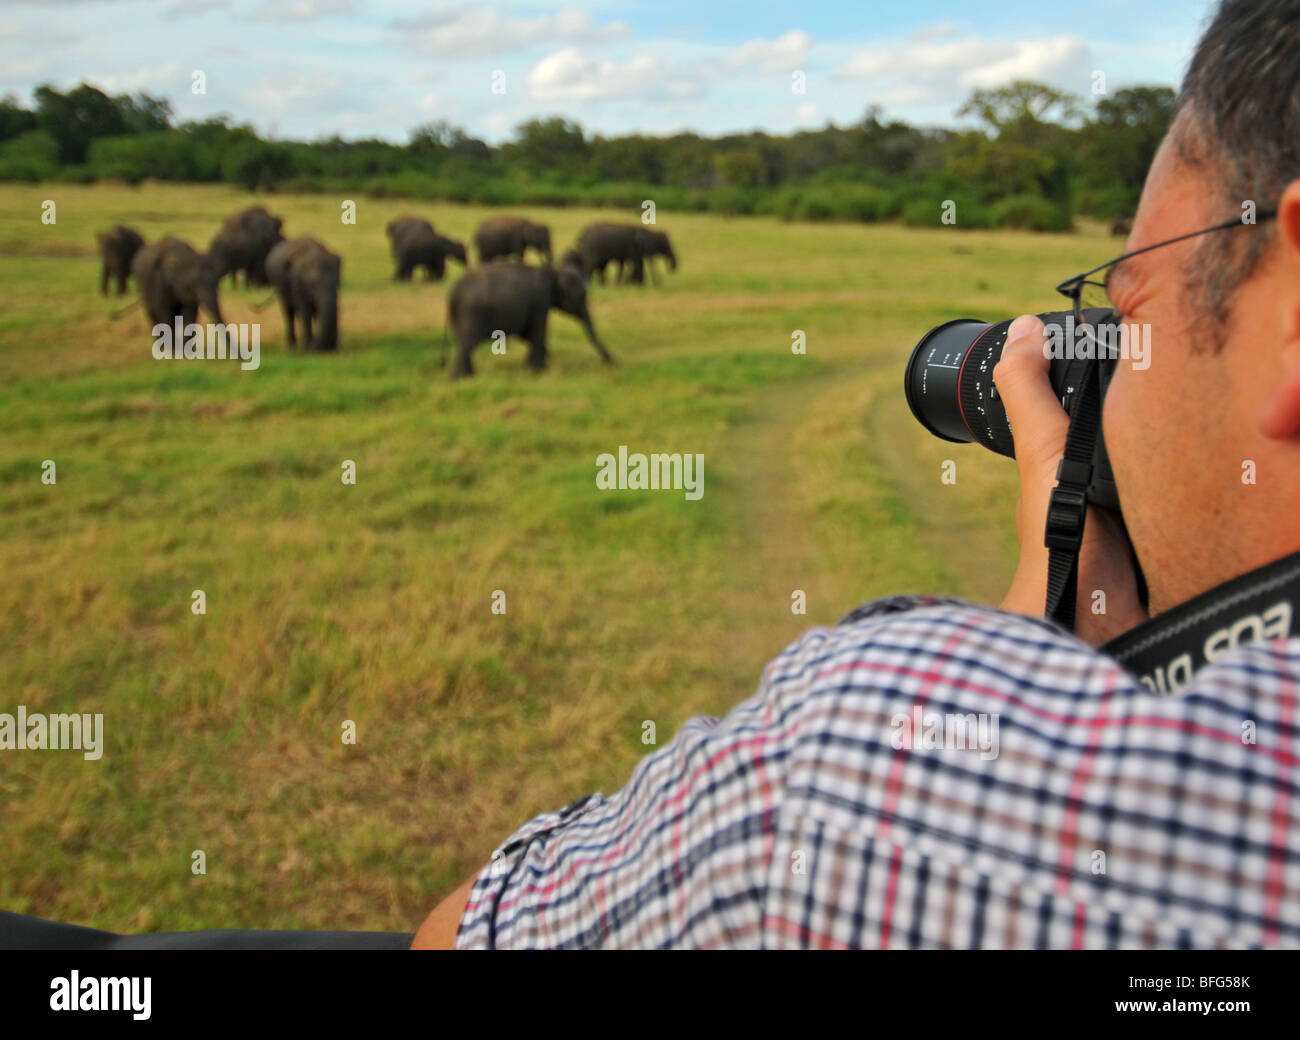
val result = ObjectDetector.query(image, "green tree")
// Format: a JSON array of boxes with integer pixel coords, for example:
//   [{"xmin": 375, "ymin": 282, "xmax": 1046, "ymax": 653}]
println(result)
[
  {"xmin": 1079, "ymin": 86, "xmax": 1176, "ymax": 204},
  {"xmin": 957, "ymin": 80, "xmax": 1084, "ymax": 146},
  {"xmin": 0, "ymin": 94, "xmax": 37, "ymax": 143},
  {"xmin": 34, "ymin": 83, "xmax": 127, "ymax": 163}
]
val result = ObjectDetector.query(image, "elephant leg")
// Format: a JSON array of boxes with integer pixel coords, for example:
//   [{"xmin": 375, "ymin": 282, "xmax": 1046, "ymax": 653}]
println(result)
[
  {"xmin": 116, "ymin": 268, "xmax": 129, "ymax": 295},
  {"xmin": 151, "ymin": 285, "xmax": 175, "ymax": 329},
  {"xmin": 451, "ymin": 334, "xmax": 475, "ymax": 379},
  {"xmin": 99, "ymin": 263, "xmax": 110, "ymax": 296},
  {"xmin": 525, "ymin": 313, "xmax": 548, "ymax": 371},
  {"xmin": 281, "ymin": 300, "xmax": 297, "ymax": 347}
]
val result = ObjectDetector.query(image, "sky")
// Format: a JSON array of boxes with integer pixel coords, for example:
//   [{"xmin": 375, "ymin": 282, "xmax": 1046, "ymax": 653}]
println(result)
[{"xmin": 0, "ymin": 0, "xmax": 1218, "ymax": 144}]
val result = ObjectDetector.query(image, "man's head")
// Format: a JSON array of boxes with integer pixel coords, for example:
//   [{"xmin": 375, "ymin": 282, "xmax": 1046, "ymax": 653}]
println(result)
[{"xmin": 1101, "ymin": 0, "xmax": 1300, "ymax": 616}]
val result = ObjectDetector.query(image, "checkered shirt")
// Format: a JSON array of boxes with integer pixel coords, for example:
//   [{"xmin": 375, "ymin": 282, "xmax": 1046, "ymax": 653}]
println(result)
[{"xmin": 455, "ymin": 595, "xmax": 1300, "ymax": 948}]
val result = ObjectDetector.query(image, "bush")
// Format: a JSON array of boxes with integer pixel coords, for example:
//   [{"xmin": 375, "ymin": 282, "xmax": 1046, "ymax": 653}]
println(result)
[
  {"xmin": 0, "ymin": 130, "xmax": 59, "ymax": 181},
  {"xmin": 830, "ymin": 185, "xmax": 898, "ymax": 222},
  {"xmin": 707, "ymin": 186, "xmax": 760, "ymax": 216},
  {"xmin": 1074, "ymin": 183, "xmax": 1135, "ymax": 220},
  {"xmin": 900, "ymin": 195, "xmax": 992, "ymax": 229},
  {"xmin": 989, "ymin": 194, "xmax": 1072, "ymax": 231}
]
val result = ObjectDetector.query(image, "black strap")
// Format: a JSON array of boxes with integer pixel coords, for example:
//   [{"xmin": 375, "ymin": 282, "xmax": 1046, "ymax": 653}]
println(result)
[
  {"xmin": 1101, "ymin": 551, "xmax": 1300, "ymax": 693},
  {"xmin": 1043, "ymin": 356, "xmax": 1103, "ymax": 628}
]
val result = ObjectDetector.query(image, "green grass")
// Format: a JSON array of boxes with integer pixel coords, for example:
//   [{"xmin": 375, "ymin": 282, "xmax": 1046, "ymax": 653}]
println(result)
[{"xmin": 0, "ymin": 180, "xmax": 1116, "ymax": 933}]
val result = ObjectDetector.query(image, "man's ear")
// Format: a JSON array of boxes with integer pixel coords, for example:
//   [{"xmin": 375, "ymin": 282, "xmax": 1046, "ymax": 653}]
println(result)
[
  {"xmin": 1259, "ymin": 344, "xmax": 1300, "ymax": 439},
  {"xmin": 1260, "ymin": 178, "xmax": 1300, "ymax": 440}
]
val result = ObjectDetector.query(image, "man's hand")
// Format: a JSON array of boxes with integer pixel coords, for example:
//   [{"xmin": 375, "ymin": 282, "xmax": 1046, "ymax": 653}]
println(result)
[{"xmin": 992, "ymin": 314, "xmax": 1147, "ymax": 645}]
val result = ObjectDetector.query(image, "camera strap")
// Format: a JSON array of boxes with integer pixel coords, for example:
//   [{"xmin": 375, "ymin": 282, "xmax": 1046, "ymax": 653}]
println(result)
[
  {"xmin": 1043, "ymin": 356, "xmax": 1103, "ymax": 629},
  {"xmin": 1099, "ymin": 551, "xmax": 1300, "ymax": 693}
]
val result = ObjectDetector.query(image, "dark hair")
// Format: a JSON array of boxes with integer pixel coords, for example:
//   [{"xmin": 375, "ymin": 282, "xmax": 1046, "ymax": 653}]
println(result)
[{"xmin": 1176, "ymin": 0, "xmax": 1300, "ymax": 329}]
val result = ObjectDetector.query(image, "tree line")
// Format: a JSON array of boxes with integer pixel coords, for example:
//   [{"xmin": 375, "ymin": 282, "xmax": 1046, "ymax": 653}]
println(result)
[{"xmin": 0, "ymin": 80, "xmax": 1176, "ymax": 231}]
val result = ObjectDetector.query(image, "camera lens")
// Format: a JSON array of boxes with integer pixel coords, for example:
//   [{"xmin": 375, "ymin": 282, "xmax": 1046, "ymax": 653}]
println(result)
[
  {"xmin": 904, "ymin": 317, "xmax": 1015, "ymax": 456},
  {"xmin": 903, "ymin": 307, "xmax": 1124, "ymax": 508}
]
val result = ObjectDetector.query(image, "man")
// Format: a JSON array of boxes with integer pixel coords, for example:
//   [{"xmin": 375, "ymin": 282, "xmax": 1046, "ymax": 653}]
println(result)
[{"xmin": 414, "ymin": 0, "xmax": 1300, "ymax": 949}]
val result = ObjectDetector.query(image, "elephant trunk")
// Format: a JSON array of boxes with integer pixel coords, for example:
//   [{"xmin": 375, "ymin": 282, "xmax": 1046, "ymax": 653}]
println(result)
[
  {"xmin": 315, "ymin": 292, "xmax": 339, "ymax": 351},
  {"xmin": 577, "ymin": 305, "xmax": 614, "ymax": 365}
]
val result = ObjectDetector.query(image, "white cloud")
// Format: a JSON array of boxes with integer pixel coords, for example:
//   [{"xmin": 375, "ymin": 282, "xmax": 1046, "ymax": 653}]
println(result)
[
  {"xmin": 962, "ymin": 35, "xmax": 1087, "ymax": 87},
  {"xmin": 2, "ymin": 54, "xmax": 47, "ymax": 81},
  {"xmin": 397, "ymin": 6, "xmax": 627, "ymax": 59},
  {"xmin": 250, "ymin": 0, "xmax": 353, "ymax": 22},
  {"xmin": 86, "ymin": 62, "xmax": 186, "ymax": 94},
  {"xmin": 527, "ymin": 48, "xmax": 704, "ymax": 103},
  {"xmin": 835, "ymin": 32, "xmax": 1088, "ymax": 107},
  {"xmin": 165, "ymin": 0, "xmax": 233, "ymax": 18},
  {"xmin": 245, "ymin": 0, "xmax": 351, "ymax": 21},
  {"xmin": 726, "ymin": 30, "xmax": 810, "ymax": 74},
  {"xmin": 240, "ymin": 72, "xmax": 347, "ymax": 114},
  {"xmin": 909, "ymin": 22, "xmax": 960, "ymax": 43}
]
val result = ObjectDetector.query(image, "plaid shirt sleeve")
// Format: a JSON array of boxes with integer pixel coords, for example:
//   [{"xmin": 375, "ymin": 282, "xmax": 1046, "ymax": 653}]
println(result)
[{"xmin": 454, "ymin": 595, "xmax": 1300, "ymax": 948}]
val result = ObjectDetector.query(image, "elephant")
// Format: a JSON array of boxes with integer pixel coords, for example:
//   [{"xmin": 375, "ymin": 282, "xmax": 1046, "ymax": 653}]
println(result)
[
  {"xmin": 559, "ymin": 248, "xmax": 584, "ymax": 274},
  {"xmin": 386, "ymin": 214, "xmax": 434, "ymax": 251},
  {"xmin": 96, "ymin": 225, "xmax": 144, "ymax": 295},
  {"xmin": 265, "ymin": 237, "xmax": 341, "ymax": 352},
  {"xmin": 473, "ymin": 216, "xmax": 552, "ymax": 265},
  {"xmin": 391, "ymin": 225, "xmax": 467, "ymax": 282},
  {"xmin": 631, "ymin": 228, "xmax": 677, "ymax": 285},
  {"xmin": 131, "ymin": 236, "xmax": 225, "ymax": 329},
  {"xmin": 208, "ymin": 206, "xmax": 285, "ymax": 287},
  {"xmin": 1109, "ymin": 215, "xmax": 1133, "ymax": 238},
  {"xmin": 574, "ymin": 223, "xmax": 677, "ymax": 286},
  {"xmin": 443, "ymin": 262, "xmax": 614, "ymax": 379}
]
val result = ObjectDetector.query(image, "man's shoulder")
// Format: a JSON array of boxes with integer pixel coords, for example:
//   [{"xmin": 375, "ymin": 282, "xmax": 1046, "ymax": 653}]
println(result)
[
  {"xmin": 836, "ymin": 593, "xmax": 1074, "ymax": 640},
  {"xmin": 764, "ymin": 594, "xmax": 1108, "ymax": 703}
]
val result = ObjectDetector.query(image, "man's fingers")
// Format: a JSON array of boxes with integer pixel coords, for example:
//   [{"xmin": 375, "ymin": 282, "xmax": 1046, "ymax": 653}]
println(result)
[{"xmin": 992, "ymin": 314, "xmax": 1069, "ymax": 471}]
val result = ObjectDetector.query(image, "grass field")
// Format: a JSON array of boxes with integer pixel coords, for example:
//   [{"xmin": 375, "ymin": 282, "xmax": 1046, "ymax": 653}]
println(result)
[{"xmin": 0, "ymin": 181, "xmax": 1116, "ymax": 933}]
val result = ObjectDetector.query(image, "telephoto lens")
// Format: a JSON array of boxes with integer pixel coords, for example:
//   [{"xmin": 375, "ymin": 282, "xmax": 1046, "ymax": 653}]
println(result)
[{"xmin": 903, "ymin": 308, "xmax": 1123, "ymax": 511}]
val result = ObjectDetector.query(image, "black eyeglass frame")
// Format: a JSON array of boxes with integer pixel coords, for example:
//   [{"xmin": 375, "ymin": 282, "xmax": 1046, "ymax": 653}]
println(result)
[{"xmin": 1055, "ymin": 208, "xmax": 1279, "ymax": 330}]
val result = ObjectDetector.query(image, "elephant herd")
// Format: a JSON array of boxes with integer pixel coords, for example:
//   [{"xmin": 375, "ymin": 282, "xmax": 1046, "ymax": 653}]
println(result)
[
  {"xmin": 98, "ymin": 207, "xmax": 342, "ymax": 351},
  {"xmin": 96, "ymin": 208, "xmax": 678, "ymax": 378}
]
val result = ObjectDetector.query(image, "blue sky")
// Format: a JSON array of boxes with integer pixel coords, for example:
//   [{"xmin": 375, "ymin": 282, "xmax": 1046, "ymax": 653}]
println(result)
[{"xmin": 0, "ymin": 0, "xmax": 1217, "ymax": 143}]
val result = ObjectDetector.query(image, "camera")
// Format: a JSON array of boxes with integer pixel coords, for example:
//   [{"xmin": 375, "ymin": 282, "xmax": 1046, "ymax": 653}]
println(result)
[{"xmin": 904, "ymin": 308, "xmax": 1123, "ymax": 512}]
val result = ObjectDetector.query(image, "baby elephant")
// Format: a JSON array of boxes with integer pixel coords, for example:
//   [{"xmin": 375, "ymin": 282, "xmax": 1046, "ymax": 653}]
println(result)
[
  {"xmin": 97, "ymin": 225, "xmax": 145, "ymax": 295},
  {"xmin": 444, "ymin": 262, "xmax": 614, "ymax": 379},
  {"xmin": 132, "ymin": 236, "xmax": 224, "ymax": 328},
  {"xmin": 474, "ymin": 216, "xmax": 552, "ymax": 265},
  {"xmin": 265, "ymin": 237, "xmax": 342, "ymax": 352},
  {"xmin": 393, "ymin": 225, "xmax": 467, "ymax": 282}
]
